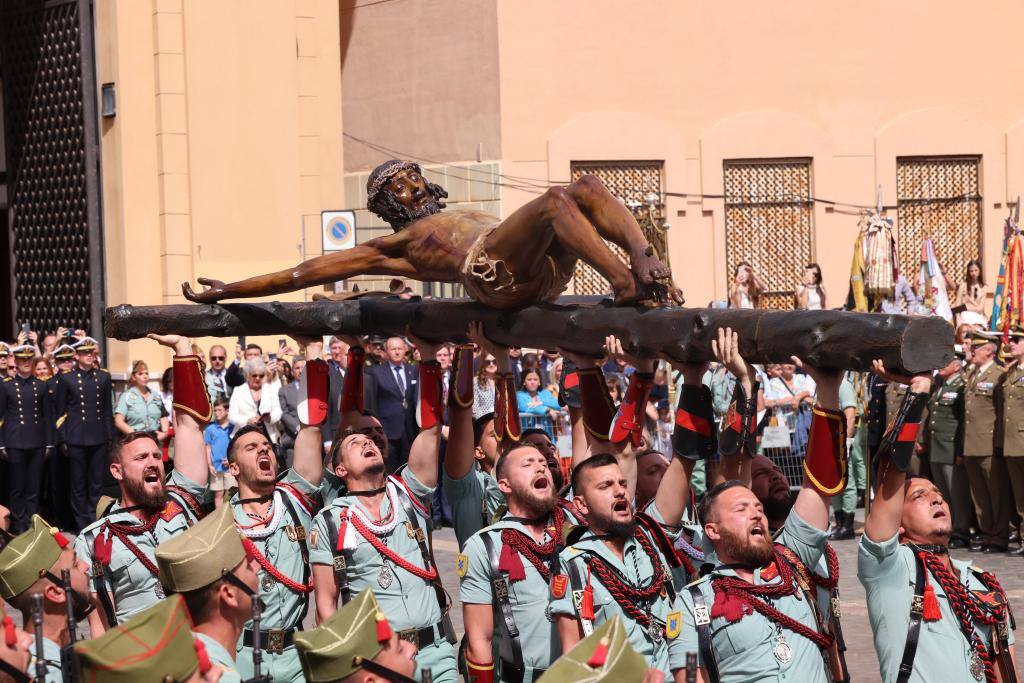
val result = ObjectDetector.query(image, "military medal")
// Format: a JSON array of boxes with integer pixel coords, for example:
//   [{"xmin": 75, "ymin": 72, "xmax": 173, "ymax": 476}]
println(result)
[
  {"xmin": 154, "ymin": 582, "xmax": 164, "ymax": 599},
  {"xmin": 969, "ymin": 652, "xmax": 984, "ymax": 681},
  {"xmin": 261, "ymin": 574, "xmax": 274, "ymax": 592},
  {"xmin": 378, "ymin": 560, "xmax": 394, "ymax": 589},
  {"xmin": 772, "ymin": 633, "xmax": 793, "ymax": 664},
  {"xmin": 647, "ymin": 620, "xmax": 664, "ymax": 643}
]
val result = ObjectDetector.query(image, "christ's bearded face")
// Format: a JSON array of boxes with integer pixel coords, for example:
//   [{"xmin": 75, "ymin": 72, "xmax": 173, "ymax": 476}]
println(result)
[
  {"xmin": 387, "ymin": 168, "xmax": 444, "ymax": 222},
  {"xmin": 367, "ymin": 163, "xmax": 448, "ymax": 231}
]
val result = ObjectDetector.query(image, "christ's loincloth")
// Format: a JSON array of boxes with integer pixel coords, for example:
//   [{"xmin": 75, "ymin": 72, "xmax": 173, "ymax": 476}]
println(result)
[{"xmin": 460, "ymin": 229, "xmax": 573, "ymax": 310}]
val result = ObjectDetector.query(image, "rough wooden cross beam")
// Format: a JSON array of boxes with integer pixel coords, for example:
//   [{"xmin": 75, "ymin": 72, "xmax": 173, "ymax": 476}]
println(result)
[{"xmin": 105, "ymin": 297, "xmax": 953, "ymax": 374}]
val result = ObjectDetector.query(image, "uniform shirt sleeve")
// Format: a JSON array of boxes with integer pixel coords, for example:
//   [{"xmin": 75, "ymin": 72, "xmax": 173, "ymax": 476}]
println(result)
[
  {"xmin": 857, "ymin": 531, "xmax": 903, "ymax": 584},
  {"xmin": 459, "ymin": 532, "xmax": 495, "ymax": 605},
  {"xmin": 280, "ymin": 467, "xmax": 321, "ymax": 498},
  {"xmin": 168, "ymin": 468, "xmax": 209, "ymax": 500},
  {"xmin": 73, "ymin": 530, "xmax": 94, "ymax": 571},
  {"xmin": 675, "ymin": 585, "xmax": 703, "ymax": 667},
  {"xmin": 400, "ymin": 465, "xmax": 436, "ymax": 509},
  {"xmin": 548, "ymin": 552, "xmax": 577, "ymax": 617},
  {"xmin": 114, "ymin": 390, "xmax": 129, "ymax": 416},
  {"xmin": 444, "ymin": 468, "xmax": 487, "ymax": 548},
  {"xmin": 839, "ymin": 380, "xmax": 857, "ymax": 411},
  {"xmin": 775, "ymin": 509, "xmax": 828, "ymax": 570},
  {"xmin": 309, "ymin": 509, "xmax": 335, "ymax": 566}
]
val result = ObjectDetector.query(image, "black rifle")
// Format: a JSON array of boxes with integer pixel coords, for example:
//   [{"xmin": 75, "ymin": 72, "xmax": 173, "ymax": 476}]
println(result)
[
  {"xmin": 60, "ymin": 569, "xmax": 79, "ymax": 683},
  {"xmin": 31, "ymin": 594, "xmax": 46, "ymax": 682}
]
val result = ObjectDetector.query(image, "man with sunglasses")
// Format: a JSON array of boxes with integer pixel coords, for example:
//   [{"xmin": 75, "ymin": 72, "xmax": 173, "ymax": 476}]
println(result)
[
  {"xmin": 73, "ymin": 333, "xmax": 213, "ymax": 634},
  {"xmin": 52, "ymin": 336, "xmax": 116, "ymax": 530},
  {"xmin": 225, "ymin": 335, "xmax": 327, "ymax": 683},
  {"xmin": 0, "ymin": 515, "xmax": 93, "ymax": 682},
  {"xmin": 206, "ymin": 344, "xmax": 233, "ymax": 401},
  {"xmin": 157, "ymin": 504, "xmax": 261, "ymax": 683}
]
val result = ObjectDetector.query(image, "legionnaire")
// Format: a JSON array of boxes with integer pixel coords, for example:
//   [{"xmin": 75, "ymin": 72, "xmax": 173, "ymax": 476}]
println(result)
[
  {"xmin": 962, "ymin": 332, "xmax": 1010, "ymax": 553},
  {"xmin": 460, "ymin": 442, "xmax": 570, "ymax": 683},
  {"xmin": 926, "ymin": 357, "xmax": 972, "ymax": 549},
  {"xmin": 536, "ymin": 616, "xmax": 662, "ymax": 683},
  {"xmin": 73, "ymin": 333, "xmax": 212, "ymax": 632},
  {"xmin": 674, "ymin": 333, "xmax": 848, "ymax": 682},
  {"xmin": 997, "ymin": 325, "xmax": 1024, "ymax": 556},
  {"xmin": 225, "ymin": 336, "xmax": 327, "ymax": 683},
  {"xmin": 74, "ymin": 595, "xmax": 223, "ymax": 682},
  {"xmin": 0, "ymin": 345, "xmax": 55, "ymax": 533},
  {"xmin": 295, "ymin": 588, "xmax": 419, "ymax": 683},
  {"xmin": 860, "ymin": 362, "xmax": 1016, "ymax": 683},
  {"xmin": 0, "ymin": 602, "xmax": 33, "ymax": 683},
  {"xmin": 0, "ymin": 515, "xmax": 92, "ymax": 682},
  {"xmin": 52, "ymin": 337, "xmax": 116, "ymax": 530},
  {"xmin": 156, "ymin": 504, "xmax": 262, "ymax": 683},
  {"xmin": 310, "ymin": 334, "xmax": 458, "ymax": 682}
]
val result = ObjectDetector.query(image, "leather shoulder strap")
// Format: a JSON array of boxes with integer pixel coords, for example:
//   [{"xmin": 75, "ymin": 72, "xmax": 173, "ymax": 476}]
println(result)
[
  {"xmin": 481, "ymin": 532, "xmax": 524, "ymax": 672},
  {"xmin": 897, "ymin": 553, "xmax": 926, "ymax": 683},
  {"xmin": 322, "ymin": 510, "xmax": 351, "ymax": 605},
  {"xmin": 688, "ymin": 583, "xmax": 719, "ymax": 683},
  {"xmin": 565, "ymin": 558, "xmax": 594, "ymax": 637}
]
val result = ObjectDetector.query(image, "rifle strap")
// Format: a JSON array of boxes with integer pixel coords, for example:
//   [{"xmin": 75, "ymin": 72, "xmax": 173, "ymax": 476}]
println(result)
[
  {"xmin": 566, "ymin": 561, "xmax": 594, "ymax": 637},
  {"xmin": 896, "ymin": 552, "xmax": 926, "ymax": 683},
  {"xmin": 481, "ymin": 532, "xmax": 525, "ymax": 676},
  {"xmin": 323, "ymin": 511, "xmax": 352, "ymax": 605},
  {"xmin": 688, "ymin": 584, "xmax": 720, "ymax": 683}
]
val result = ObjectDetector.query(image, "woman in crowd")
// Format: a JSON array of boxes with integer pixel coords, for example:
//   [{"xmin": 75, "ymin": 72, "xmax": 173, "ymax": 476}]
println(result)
[
  {"xmin": 473, "ymin": 352, "xmax": 497, "ymax": 419},
  {"xmin": 113, "ymin": 360, "xmax": 169, "ymax": 443},
  {"xmin": 277, "ymin": 358, "xmax": 292, "ymax": 385},
  {"xmin": 228, "ymin": 356, "xmax": 282, "ymax": 443},
  {"xmin": 516, "ymin": 368, "xmax": 561, "ymax": 421},
  {"xmin": 954, "ymin": 258, "xmax": 988, "ymax": 324},
  {"xmin": 764, "ymin": 362, "xmax": 816, "ymax": 457},
  {"xmin": 728, "ymin": 260, "xmax": 765, "ymax": 309},
  {"xmin": 546, "ymin": 355, "xmax": 563, "ymax": 396},
  {"xmin": 32, "ymin": 356, "xmax": 51, "ymax": 380},
  {"xmin": 794, "ymin": 262, "xmax": 826, "ymax": 310}
]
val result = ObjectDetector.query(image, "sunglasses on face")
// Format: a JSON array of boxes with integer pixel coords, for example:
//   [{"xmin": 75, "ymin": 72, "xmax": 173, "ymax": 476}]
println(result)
[
  {"xmin": 251, "ymin": 374, "xmax": 265, "ymax": 378},
  {"xmin": 210, "ymin": 355, "xmax": 226, "ymax": 361}
]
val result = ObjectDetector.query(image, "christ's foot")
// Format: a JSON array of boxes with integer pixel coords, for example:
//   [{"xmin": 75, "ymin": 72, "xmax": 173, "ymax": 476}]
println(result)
[{"xmin": 631, "ymin": 246, "xmax": 673, "ymax": 285}]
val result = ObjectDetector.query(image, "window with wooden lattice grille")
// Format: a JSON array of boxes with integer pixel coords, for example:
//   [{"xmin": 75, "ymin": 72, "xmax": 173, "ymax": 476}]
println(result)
[
  {"xmin": 568, "ymin": 162, "xmax": 665, "ymax": 296},
  {"xmin": 723, "ymin": 159, "xmax": 814, "ymax": 310},
  {"xmin": 896, "ymin": 157, "xmax": 982, "ymax": 284}
]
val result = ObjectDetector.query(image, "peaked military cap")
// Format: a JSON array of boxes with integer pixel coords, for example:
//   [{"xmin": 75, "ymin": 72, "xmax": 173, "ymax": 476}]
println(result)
[
  {"xmin": 53, "ymin": 344, "xmax": 75, "ymax": 361},
  {"xmin": 74, "ymin": 595, "xmax": 199, "ymax": 683},
  {"xmin": 1007, "ymin": 325, "xmax": 1024, "ymax": 340},
  {"xmin": 968, "ymin": 330, "xmax": 1001, "ymax": 347},
  {"xmin": 0, "ymin": 515, "xmax": 69, "ymax": 600},
  {"xmin": 72, "ymin": 337, "xmax": 99, "ymax": 353},
  {"xmin": 295, "ymin": 588, "xmax": 399, "ymax": 682},
  {"xmin": 537, "ymin": 616, "xmax": 647, "ymax": 683},
  {"xmin": 9, "ymin": 345, "xmax": 34, "ymax": 360},
  {"xmin": 156, "ymin": 504, "xmax": 246, "ymax": 593},
  {"xmin": 0, "ymin": 343, "xmax": 10, "ymax": 358}
]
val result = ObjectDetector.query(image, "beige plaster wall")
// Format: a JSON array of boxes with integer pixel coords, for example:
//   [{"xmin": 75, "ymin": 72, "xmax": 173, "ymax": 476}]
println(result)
[
  {"xmin": 340, "ymin": 0, "xmax": 501, "ymax": 172},
  {"xmin": 493, "ymin": 0, "xmax": 1024, "ymax": 309},
  {"xmin": 97, "ymin": 0, "xmax": 344, "ymax": 374}
]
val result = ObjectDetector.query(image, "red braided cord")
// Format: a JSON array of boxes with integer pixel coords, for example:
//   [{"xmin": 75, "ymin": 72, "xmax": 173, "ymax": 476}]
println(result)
[
  {"xmin": 710, "ymin": 550, "xmax": 834, "ymax": 651},
  {"xmin": 102, "ymin": 516, "xmax": 161, "ymax": 577},
  {"xmin": 919, "ymin": 551, "xmax": 1004, "ymax": 683},
  {"xmin": 348, "ymin": 513, "xmax": 438, "ymax": 582},
  {"xmin": 500, "ymin": 507, "xmax": 566, "ymax": 581},
  {"xmin": 809, "ymin": 544, "xmax": 840, "ymax": 590},
  {"xmin": 586, "ymin": 528, "xmax": 666, "ymax": 628},
  {"xmin": 240, "ymin": 537, "xmax": 312, "ymax": 594}
]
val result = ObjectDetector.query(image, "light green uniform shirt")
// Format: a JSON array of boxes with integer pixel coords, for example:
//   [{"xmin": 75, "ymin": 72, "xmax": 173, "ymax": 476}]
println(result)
[
  {"xmin": 75, "ymin": 470, "xmax": 209, "ymax": 624},
  {"xmin": 549, "ymin": 528, "xmax": 683, "ymax": 677},
  {"xmin": 677, "ymin": 511, "xmax": 830, "ymax": 682},
  {"xmin": 310, "ymin": 468, "xmax": 457, "ymax": 682},
  {"xmin": 445, "ymin": 465, "xmax": 505, "ymax": 548},
  {"xmin": 858, "ymin": 532, "xmax": 1014, "ymax": 682},
  {"xmin": 231, "ymin": 469, "xmax": 320, "ymax": 683},
  {"xmin": 25, "ymin": 635, "xmax": 62, "ymax": 683},
  {"xmin": 460, "ymin": 516, "xmax": 562, "ymax": 677},
  {"xmin": 196, "ymin": 632, "xmax": 242, "ymax": 683},
  {"xmin": 114, "ymin": 386, "xmax": 165, "ymax": 432},
  {"xmin": 839, "ymin": 376, "xmax": 857, "ymax": 412}
]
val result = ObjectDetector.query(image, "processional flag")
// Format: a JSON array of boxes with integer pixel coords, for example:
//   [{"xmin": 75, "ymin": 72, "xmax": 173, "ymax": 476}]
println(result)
[
  {"xmin": 992, "ymin": 198, "xmax": 1024, "ymax": 341},
  {"xmin": 916, "ymin": 238, "xmax": 952, "ymax": 321}
]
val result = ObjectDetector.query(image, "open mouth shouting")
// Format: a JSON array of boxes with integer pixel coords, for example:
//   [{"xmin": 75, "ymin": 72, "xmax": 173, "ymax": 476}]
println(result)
[
  {"xmin": 143, "ymin": 468, "xmax": 162, "ymax": 485},
  {"xmin": 532, "ymin": 474, "xmax": 550, "ymax": 492},
  {"xmin": 612, "ymin": 499, "xmax": 630, "ymax": 516},
  {"xmin": 256, "ymin": 452, "xmax": 274, "ymax": 473},
  {"xmin": 749, "ymin": 521, "xmax": 767, "ymax": 540}
]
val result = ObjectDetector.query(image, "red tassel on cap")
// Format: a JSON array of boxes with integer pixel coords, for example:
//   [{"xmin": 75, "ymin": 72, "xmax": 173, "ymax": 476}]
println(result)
[
  {"xmin": 194, "ymin": 638, "xmax": 212, "ymax": 674},
  {"xmin": 3, "ymin": 614, "xmax": 16, "ymax": 647},
  {"xmin": 376, "ymin": 610, "xmax": 392, "ymax": 643},
  {"xmin": 586, "ymin": 635, "xmax": 609, "ymax": 668},
  {"xmin": 498, "ymin": 544, "xmax": 526, "ymax": 582},
  {"xmin": 50, "ymin": 528, "xmax": 68, "ymax": 549}
]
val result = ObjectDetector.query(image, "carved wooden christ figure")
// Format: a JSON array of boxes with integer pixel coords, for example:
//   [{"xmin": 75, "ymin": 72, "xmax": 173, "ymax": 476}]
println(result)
[{"xmin": 182, "ymin": 159, "xmax": 683, "ymax": 309}]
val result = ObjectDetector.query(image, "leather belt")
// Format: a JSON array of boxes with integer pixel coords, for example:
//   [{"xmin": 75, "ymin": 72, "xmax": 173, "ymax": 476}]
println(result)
[
  {"xmin": 397, "ymin": 621, "xmax": 449, "ymax": 650},
  {"xmin": 243, "ymin": 628, "xmax": 297, "ymax": 654},
  {"xmin": 500, "ymin": 659, "xmax": 546, "ymax": 683}
]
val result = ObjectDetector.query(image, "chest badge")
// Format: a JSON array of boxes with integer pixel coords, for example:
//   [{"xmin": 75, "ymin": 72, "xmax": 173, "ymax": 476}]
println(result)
[
  {"xmin": 665, "ymin": 611, "xmax": 681, "ymax": 640},
  {"xmin": 456, "ymin": 554, "xmax": 469, "ymax": 578}
]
